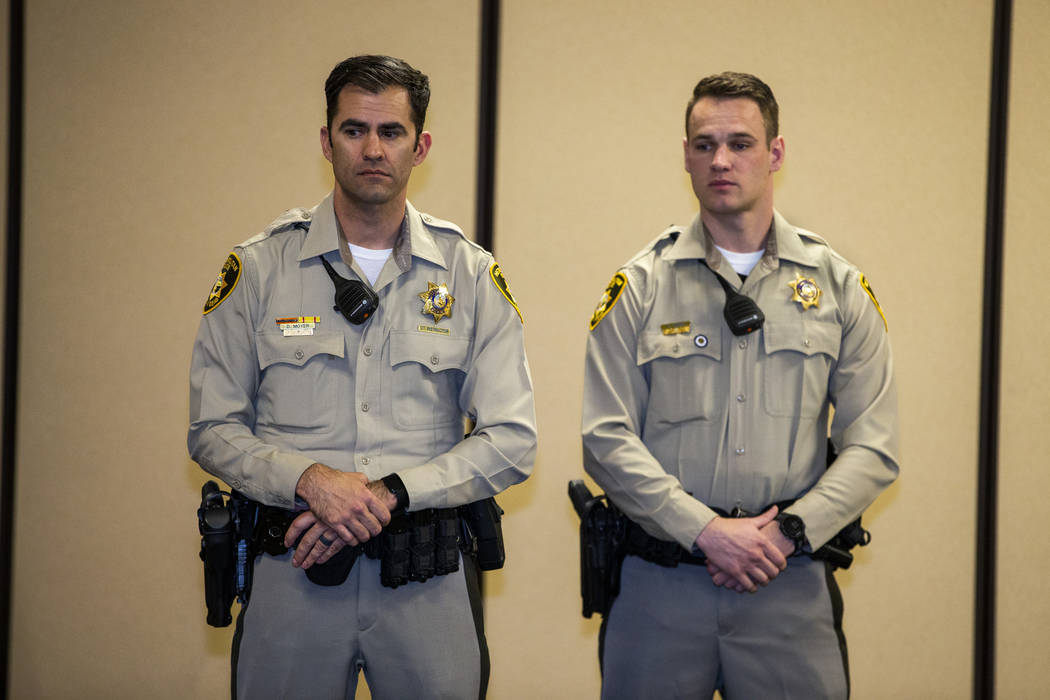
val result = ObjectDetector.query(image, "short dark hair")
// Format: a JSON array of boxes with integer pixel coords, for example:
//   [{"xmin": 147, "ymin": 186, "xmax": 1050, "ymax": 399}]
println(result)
[
  {"xmin": 325, "ymin": 55, "xmax": 430, "ymax": 139},
  {"xmin": 685, "ymin": 72, "xmax": 779, "ymax": 144}
]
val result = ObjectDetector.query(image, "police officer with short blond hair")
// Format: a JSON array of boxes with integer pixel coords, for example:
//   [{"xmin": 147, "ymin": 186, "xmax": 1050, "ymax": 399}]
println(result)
[
  {"xmin": 189, "ymin": 55, "xmax": 536, "ymax": 700},
  {"xmin": 582, "ymin": 72, "xmax": 899, "ymax": 699}
]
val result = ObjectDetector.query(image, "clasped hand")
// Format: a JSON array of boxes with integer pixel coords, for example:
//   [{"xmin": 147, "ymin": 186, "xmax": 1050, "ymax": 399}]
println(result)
[
  {"xmin": 695, "ymin": 506, "xmax": 794, "ymax": 594},
  {"xmin": 283, "ymin": 464, "xmax": 394, "ymax": 569}
]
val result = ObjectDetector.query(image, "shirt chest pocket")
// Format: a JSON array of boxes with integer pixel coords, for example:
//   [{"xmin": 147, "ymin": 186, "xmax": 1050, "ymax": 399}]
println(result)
[
  {"xmin": 761, "ymin": 321, "xmax": 840, "ymax": 418},
  {"xmin": 636, "ymin": 328, "xmax": 723, "ymax": 424},
  {"xmin": 389, "ymin": 330, "xmax": 471, "ymax": 430},
  {"xmin": 254, "ymin": 331, "xmax": 346, "ymax": 431}
]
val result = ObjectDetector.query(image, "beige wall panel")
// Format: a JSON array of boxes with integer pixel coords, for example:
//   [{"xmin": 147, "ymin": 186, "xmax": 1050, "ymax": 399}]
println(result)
[
  {"xmin": 998, "ymin": 0, "xmax": 1050, "ymax": 696},
  {"xmin": 493, "ymin": 1, "xmax": 989, "ymax": 698},
  {"xmin": 11, "ymin": 2, "xmax": 476, "ymax": 698}
]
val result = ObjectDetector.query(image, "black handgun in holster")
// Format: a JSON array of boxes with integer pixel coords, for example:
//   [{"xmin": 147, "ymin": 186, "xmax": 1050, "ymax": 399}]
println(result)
[
  {"xmin": 459, "ymin": 497, "xmax": 506, "ymax": 571},
  {"xmin": 569, "ymin": 479, "xmax": 627, "ymax": 619},
  {"xmin": 197, "ymin": 481, "xmax": 262, "ymax": 627},
  {"xmin": 811, "ymin": 516, "xmax": 871, "ymax": 570}
]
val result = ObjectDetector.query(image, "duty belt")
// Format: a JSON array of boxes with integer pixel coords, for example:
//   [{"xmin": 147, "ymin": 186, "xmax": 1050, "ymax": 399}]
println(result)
[
  {"xmin": 624, "ymin": 500, "xmax": 797, "ymax": 568},
  {"xmin": 251, "ymin": 496, "xmax": 505, "ymax": 588}
]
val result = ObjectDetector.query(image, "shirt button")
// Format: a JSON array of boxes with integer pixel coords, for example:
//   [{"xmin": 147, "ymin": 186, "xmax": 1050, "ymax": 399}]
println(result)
[
  {"xmin": 738, "ymin": 340, "xmax": 748, "ymax": 349},
  {"xmin": 361, "ymin": 402, "xmax": 370, "ymax": 412},
  {"xmin": 361, "ymin": 457, "xmax": 371, "ymax": 465},
  {"xmin": 672, "ymin": 343, "xmax": 680, "ymax": 353},
  {"xmin": 804, "ymin": 339, "xmax": 811, "ymax": 347},
  {"xmin": 736, "ymin": 394, "xmax": 746, "ymax": 402},
  {"xmin": 430, "ymin": 354, "xmax": 440, "ymax": 365},
  {"xmin": 363, "ymin": 346, "xmax": 373, "ymax": 356},
  {"xmin": 294, "ymin": 349, "xmax": 305, "ymax": 360},
  {"xmin": 735, "ymin": 448, "xmax": 746, "ymax": 456}
]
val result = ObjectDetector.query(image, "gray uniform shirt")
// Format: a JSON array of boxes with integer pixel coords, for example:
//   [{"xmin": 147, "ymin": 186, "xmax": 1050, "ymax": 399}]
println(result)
[
  {"xmin": 189, "ymin": 193, "xmax": 536, "ymax": 510},
  {"xmin": 582, "ymin": 211, "xmax": 899, "ymax": 551}
]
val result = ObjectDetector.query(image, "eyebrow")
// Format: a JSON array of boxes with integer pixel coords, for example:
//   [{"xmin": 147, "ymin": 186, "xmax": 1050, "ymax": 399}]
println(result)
[
  {"xmin": 337, "ymin": 118, "xmax": 408, "ymax": 133},
  {"xmin": 693, "ymin": 131, "xmax": 758, "ymax": 142}
]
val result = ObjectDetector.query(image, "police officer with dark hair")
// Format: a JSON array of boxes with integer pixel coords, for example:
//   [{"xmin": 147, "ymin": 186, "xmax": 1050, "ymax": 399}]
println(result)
[
  {"xmin": 189, "ymin": 55, "xmax": 536, "ymax": 699},
  {"xmin": 581, "ymin": 72, "xmax": 899, "ymax": 698}
]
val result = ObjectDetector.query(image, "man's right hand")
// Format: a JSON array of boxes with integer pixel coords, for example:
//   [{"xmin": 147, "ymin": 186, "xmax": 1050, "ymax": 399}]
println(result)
[
  {"xmin": 289, "ymin": 463, "xmax": 392, "ymax": 548},
  {"xmin": 695, "ymin": 506, "xmax": 787, "ymax": 593}
]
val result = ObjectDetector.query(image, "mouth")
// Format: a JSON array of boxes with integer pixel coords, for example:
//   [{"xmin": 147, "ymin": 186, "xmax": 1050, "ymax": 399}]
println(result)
[
  {"xmin": 358, "ymin": 169, "xmax": 390, "ymax": 178},
  {"xmin": 709, "ymin": 179, "xmax": 735, "ymax": 189}
]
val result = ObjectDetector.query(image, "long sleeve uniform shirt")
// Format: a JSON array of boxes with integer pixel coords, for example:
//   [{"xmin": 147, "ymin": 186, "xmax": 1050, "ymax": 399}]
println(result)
[
  {"xmin": 582, "ymin": 211, "xmax": 899, "ymax": 551},
  {"xmin": 189, "ymin": 193, "xmax": 536, "ymax": 511}
]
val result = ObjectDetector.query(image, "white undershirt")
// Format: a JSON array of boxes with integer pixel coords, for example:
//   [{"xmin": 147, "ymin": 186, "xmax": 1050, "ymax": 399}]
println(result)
[
  {"xmin": 348, "ymin": 243, "xmax": 393, "ymax": 286},
  {"xmin": 714, "ymin": 244, "xmax": 764, "ymax": 277}
]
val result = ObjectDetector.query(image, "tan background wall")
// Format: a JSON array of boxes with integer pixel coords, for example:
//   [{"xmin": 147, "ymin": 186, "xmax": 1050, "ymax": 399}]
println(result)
[
  {"xmin": 998, "ymin": 0, "xmax": 1050, "ymax": 696},
  {"xmin": 5, "ymin": 1, "xmax": 1044, "ymax": 698}
]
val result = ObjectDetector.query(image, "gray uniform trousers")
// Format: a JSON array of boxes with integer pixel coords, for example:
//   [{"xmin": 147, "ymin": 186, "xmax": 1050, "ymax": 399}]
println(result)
[
  {"xmin": 233, "ymin": 550, "xmax": 486, "ymax": 700},
  {"xmin": 600, "ymin": 554, "xmax": 848, "ymax": 700}
]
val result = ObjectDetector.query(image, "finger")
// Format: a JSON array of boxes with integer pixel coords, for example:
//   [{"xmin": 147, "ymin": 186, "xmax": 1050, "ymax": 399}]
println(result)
[
  {"xmin": 300, "ymin": 527, "xmax": 340, "ymax": 569},
  {"xmin": 752, "ymin": 505, "xmax": 779, "ymax": 528},
  {"xmin": 284, "ymin": 511, "xmax": 318, "ymax": 548},
  {"xmin": 316, "ymin": 538, "xmax": 346, "ymax": 565},
  {"xmin": 369, "ymin": 499, "xmax": 393, "ymax": 528},
  {"xmin": 345, "ymin": 512, "xmax": 383, "ymax": 541},
  {"xmin": 331, "ymin": 524, "xmax": 360, "ymax": 547},
  {"xmin": 292, "ymin": 522, "xmax": 328, "ymax": 567}
]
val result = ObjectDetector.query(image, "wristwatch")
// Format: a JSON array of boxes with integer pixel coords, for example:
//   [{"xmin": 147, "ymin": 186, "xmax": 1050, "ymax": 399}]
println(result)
[
  {"xmin": 381, "ymin": 473, "xmax": 410, "ymax": 514},
  {"xmin": 775, "ymin": 512, "xmax": 806, "ymax": 555}
]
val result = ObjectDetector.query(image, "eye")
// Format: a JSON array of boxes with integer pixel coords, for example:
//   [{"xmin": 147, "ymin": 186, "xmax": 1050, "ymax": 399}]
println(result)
[
  {"xmin": 731, "ymin": 142, "xmax": 752, "ymax": 151},
  {"xmin": 694, "ymin": 142, "xmax": 713, "ymax": 152},
  {"xmin": 380, "ymin": 129, "xmax": 399, "ymax": 139},
  {"xmin": 343, "ymin": 127, "xmax": 362, "ymax": 138}
]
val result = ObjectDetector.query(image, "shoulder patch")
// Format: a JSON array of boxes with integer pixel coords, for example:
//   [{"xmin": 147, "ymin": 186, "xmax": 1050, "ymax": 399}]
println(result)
[
  {"xmin": 589, "ymin": 272, "xmax": 628, "ymax": 330},
  {"xmin": 859, "ymin": 273, "xmax": 888, "ymax": 331},
  {"xmin": 489, "ymin": 262, "xmax": 523, "ymax": 324},
  {"xmin": 203, "ymin": 253, "xmax": 241, "ymax": 315}
]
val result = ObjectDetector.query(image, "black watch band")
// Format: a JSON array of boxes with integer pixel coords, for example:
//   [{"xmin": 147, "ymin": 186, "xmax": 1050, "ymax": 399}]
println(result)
[
  {"xmin": 775, "ymin": 512, "xmax": 806, "ymax": 555},
  {"xmin": 381, "ymin": 473, "xmax": 410, "ymax": 513}
]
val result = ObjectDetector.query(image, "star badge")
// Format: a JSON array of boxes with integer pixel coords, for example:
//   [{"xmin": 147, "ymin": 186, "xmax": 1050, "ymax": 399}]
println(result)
[
  {"xmin": 788, "ymin": 274, "xmax": 822, "ymax": 310},
  {"xmin": 419, "ymin": 281, "xmax": 455, "ymax": 322}
]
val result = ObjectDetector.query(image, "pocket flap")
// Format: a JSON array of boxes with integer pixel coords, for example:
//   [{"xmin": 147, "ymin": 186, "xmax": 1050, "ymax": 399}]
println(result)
[
  {"xmin": 390, "ymin": 330, "xmax": 471, "ymax": 372},
  {"xmin": 762, "ymin": 320, "xmax": 840, "ymax": 360},
  {"xmin": 636, "ymin": 327, "xmax": 721, "ymax": 366},
  {"xmin": 256, "ymin": 331, "xmax": 345, "ymax": 370}
]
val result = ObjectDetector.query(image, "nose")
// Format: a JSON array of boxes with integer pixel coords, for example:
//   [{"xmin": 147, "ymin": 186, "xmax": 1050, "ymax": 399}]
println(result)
[
  {"xmin": 363, "ymin": 132, "xmax": 383, "ymax": 160},
  {"xmin": 711, "ymin": 144, "xmax": 731, "ymax": 170}
]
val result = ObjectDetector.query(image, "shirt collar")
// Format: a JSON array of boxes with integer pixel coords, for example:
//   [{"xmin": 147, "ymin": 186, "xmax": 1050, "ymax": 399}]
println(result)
[
  {"xmin": 296, "ymin": 194, "xmax": 448, "ymax": 272},
  {"xmin": 664, "ymin": 209, "xmax": 819, "ymax": 269}
]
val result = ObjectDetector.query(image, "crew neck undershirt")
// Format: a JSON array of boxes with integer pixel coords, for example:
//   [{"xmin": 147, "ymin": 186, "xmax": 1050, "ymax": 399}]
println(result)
[
  {"xmin": 714, "ymin": 244, "xmax": 764, "ymax": 277},
  {"xmin": 347, "ymin": 243, "xmax": 393, "ymax": 286}
]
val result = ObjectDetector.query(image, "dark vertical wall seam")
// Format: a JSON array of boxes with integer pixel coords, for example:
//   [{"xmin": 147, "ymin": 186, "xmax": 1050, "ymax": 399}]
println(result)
[
  {"xmin": 474, "ymin": 0, "xmax": 500, "ymax": 253},
  {"xmin": 975, "ymin": 0, "xmax": 1012, "ymax": 698},
  {"xmin": 2, "ymin": 0, "xmax": 24, "ymax": 696}
]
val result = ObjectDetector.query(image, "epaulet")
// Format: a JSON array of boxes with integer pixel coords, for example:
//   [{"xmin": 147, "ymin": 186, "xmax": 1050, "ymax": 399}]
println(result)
[
  {"xmin": 624, "ymin": 224, "xmax": 684, "ymax": 266},
  {"xmin": 238, "ymin": 207, "xmax": 314, "ymax": 248},
  {"xmin": 418, "ymin": 211, "xmax": 465, "ymax": 237},
  {"xmin": 794, "ymin": 226, "xmax": 831, "ymax": 248}
]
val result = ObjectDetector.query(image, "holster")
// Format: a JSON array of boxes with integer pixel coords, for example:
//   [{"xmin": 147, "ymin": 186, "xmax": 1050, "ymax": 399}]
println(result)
[{"xmin": 568, "ymin": 480, "xmax": 627, "ymax": 619}]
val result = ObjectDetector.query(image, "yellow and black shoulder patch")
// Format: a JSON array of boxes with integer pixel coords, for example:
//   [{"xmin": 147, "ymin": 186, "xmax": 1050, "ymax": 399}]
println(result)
[
  {"xmin": 589, "ymin": 272, "xmax": 628, "ymax": 330},
  {"xmin": 859, "ymin": 273, "xmax": 888, "ymax": 331},
  {"xmin": 203, "ymin": 253, "xmax": 241, "ymax": 315},
  {"xmin": 489, "ymin": 262, "xmax": 523, "ymax": 324}
]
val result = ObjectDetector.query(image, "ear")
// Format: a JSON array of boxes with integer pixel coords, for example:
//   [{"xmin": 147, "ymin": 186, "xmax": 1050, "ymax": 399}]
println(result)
[
  {"xmin": 768, "ymin": 135, "xmax": 785, "ymax": 173},
  {"xmin": 682, "ymin": 136, "xmax": 690, "ymax": 172},
  {"xmin": 320, "ymin": 126, "xmax": 333, "ymax": 164},
  {"xmin": 413, "ymin": 131, "xmax": 432, "ymax": 166}
]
